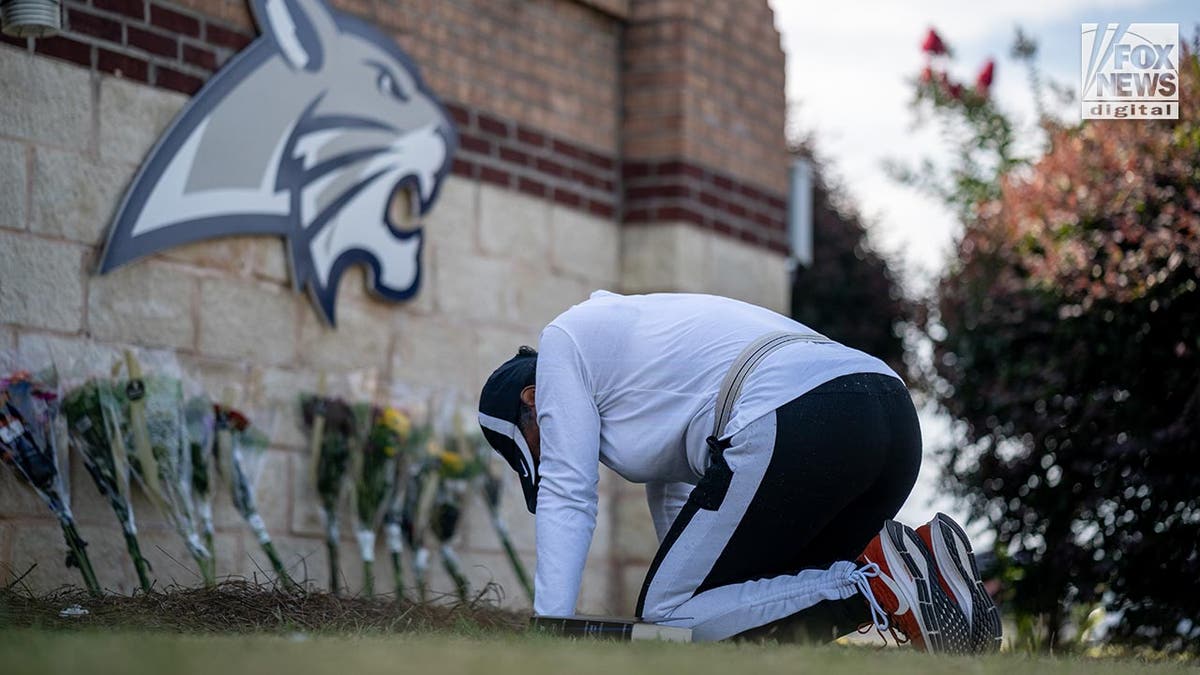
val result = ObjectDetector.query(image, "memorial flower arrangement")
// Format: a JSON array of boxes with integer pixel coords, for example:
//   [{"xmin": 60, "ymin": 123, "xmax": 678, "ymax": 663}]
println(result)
[
  {"xmin": 476, "ymin": 438, "xmax": 534, "ymax": 602},
  {"xmin": 352, "ymin": 406, "xmax": 410, "ymax": 596},
  {"xmin": 62, "ymin": 375, "xmax": 153, "ymax": 592},
  {"xmin": 119, "ymin": 352, "xmax": 214, "ymax": 586},
  {"xmin": 0, "ymin": 364, "xmax": 102, "ymax": 596},
  {"xmin": 214, "ymin": 402, "xmax": 295, "ymax": 589},
  {"xmin": 185, "ymin": 395, "xmax": 216, "ymax": 557},
  {"xmin": 301, "ymin": 393, "xmax": 359, "ymax": 595},
  {"xmin": 383, "ymin": 414, "xmax": 429, "ymax": 599}
]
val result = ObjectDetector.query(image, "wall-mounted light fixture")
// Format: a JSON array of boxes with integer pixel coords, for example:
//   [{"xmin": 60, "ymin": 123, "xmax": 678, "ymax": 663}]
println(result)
[{"xmin": 1, "ymin": 0, "xmax": 61, "ymax": 38}]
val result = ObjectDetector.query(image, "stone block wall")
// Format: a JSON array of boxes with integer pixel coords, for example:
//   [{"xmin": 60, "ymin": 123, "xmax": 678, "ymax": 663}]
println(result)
[{"xmin": 0, "ymin": 0, "xmax": 792, "ymax": 616}]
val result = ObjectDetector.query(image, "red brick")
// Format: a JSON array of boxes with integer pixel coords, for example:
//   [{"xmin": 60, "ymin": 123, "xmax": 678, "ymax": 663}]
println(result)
[
  {"xmin": 445, "ymin": 103, "xmax": 471, "ymax": 128},
  {"xmin": 34, "ymin": 36, "xmax": 92, "ymax": 68},
  {"xmin": 712, "ymin": 219, "xmax": 734, "ymax": 237},
  {"xmin": 623, "ymin": 207, "xmax": 653, "ymax": 223},
  {"xmin": 0, "ymin": 33, "xmax": 27, "ymax": 49},
  {"xmin": 479, "ymin": 164, "xmax": 511, "ymax": 187},
  {"xmin": 206, "ymin": 22, "xmax": 251, "ymax": 50},
  {"xmin": 657, "ymin": 160, "xmax": 703, "ymax": 179},
  {"xmin": 552, "ymin": 188, "xmax": 583, "ymax": 208},
  {"xmin": 738, "ymin": 183, "xmax": 764, "ymax": 202},
  {"xmin": 551, "ymin": 139, "xmax": 586, "ymax": 161},
  {"xmin": 477, "ymin": 113, "xmax": 510, "ymax": 138},
  {"xmin": 622, "ymin": 161, "xmax": 652, "ymax": 179},
  {"xmin": 451, "ymin": 157, "xmax": 477, "ymax": 179},
  {"xmin": 627, "ymin": 184, "xmax": 687, "ymax": 200},
  {"xmin": 182, "ymin": 43, "xmax": 217, "ymax": 71},
  {"xmin": 93, "ymin": 0, "xmax": 144, "ymax": 21},
  {"xmin": 587, "ymin": 199, "xmax": 614, "ymax": 219},
  {"xmin": 155, "ymin": 64, "xmax": 203, "ymax": 94},
  {"xmin": 516, "ymin": 176, "xmax": 547, "ymax": 198},
  {"xmin": 712, "ymin": 174, "xmax": 734, "ymax": 191},
  {"xmin": 658, "ymin": 204, "xmax": 704, "ymax": 224},
  {"xmin": 151, "ymin": 4, "xmax": 201, "ymax": 38},
  {"xmin": 698, "ymin": 191, "xmax": 724, "ymax": 210},
  {"xmin": 128, "ymin": 26, "xmax": 177, "ymax": 58},
  {"xmin": 498, "ymin": 146, "xmax": 531, "ymax": 166},
  {"xmin": 516, "ymin": 127, "xmax": 545, "ymax": 148},
  {"xmin": 98, "ymin": 48, "xmax": 149, "ymax": 81},
  {"xmin": 583, "ymin": 150, "xmax": 614, "ymax": 171},
  {"xmin": 459, "ymin": 134, "xmax": 492, "ymax": 155},
  {"xmin": 68, "ymin": 8, "xmax": 122, "ymax": 42},
  {"xmin": 535, "ymin": 157, "xmax": 567, "ymax": 178}
]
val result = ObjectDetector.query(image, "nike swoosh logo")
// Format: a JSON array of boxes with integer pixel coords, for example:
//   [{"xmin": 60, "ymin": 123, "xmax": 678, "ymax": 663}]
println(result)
[{"xmin": 877, "ymin": 571, "xmax": 910, "ymax": 616}]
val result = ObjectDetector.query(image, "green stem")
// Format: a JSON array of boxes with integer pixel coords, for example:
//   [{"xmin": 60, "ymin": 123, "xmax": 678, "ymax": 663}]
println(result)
[
  {"xmin": 497, "ymin": 524, "xmax": 534, "ymax": 603},
  {"xmin": 260, "ymin": 540, "xmax": 298, "ymax": 591},
  {"xmin": 390, "ymin": 551, "xmax": 405, "ymax": 602},
  {"xmin": 122, "ymin": 527, "xmax": 153, "ymax": 593},
  {"xmin": 363, "ymin": 560, "xmax": 374, "ymax": 597},
  {"xmin": 440, "ymin": 546, "xmax": 469, "ymax": 603},
  {"xmin": 325, "ymin": 523, "xmax": 341, "ymax": 596},
  {"xmin": 60, "ymin": 520, "xmax": 102, "ymax": 597},
  {"xmin": 202, "ymin": 530, "xmax": 215, "ymax": 570}
]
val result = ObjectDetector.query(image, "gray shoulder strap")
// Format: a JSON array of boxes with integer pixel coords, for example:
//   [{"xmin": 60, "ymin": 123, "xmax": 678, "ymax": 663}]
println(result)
[{"xmin": 710, "ymin": 331, "xmax": 832, "ymax": 441}]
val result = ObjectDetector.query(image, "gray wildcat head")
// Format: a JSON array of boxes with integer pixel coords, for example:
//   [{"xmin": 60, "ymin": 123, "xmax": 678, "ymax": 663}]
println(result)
[{"xmin": 98, "ymin": 0, "xmax": 457, "ymax": 325}]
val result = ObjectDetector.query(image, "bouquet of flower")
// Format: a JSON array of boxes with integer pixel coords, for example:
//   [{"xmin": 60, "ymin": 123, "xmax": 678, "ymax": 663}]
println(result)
[
  {"xmin": 432, "ymin": 422, "xmax": 486, "ymax": 603},
  {"xmin": 475, "ymin": 437, "xmax": 534, "ymax": 603},
  {"xmin": 301, "ymin": 394, "xmax": 358, "ymax": 595},
  {"xmin": 185, "ymin": 395, "xmax": 215, "ymax": 558},
  {"xmin": 119, "ymin": 352, "xmax": 214, "ymax": 586},
  {"xmin": 213, "ymin": 402, "xmax": 296, "ymax": 589},
  {"xmin": 383, "ymin": 416, "xmax": 429, "ymax": 600},
  {"xmin": 398, "ymin": 452, "xmax": 436, "ymax": 602},
  {"xmin": 0, "ymin": 363, "xmax": 102, "ymax": 596},
  {"xmin": 62, "ymin": 376, "xmax": 153, "ymax": 592},
  {"xmin": 352, "ymin": 406, "xmax": 410, "ymax": 596}
]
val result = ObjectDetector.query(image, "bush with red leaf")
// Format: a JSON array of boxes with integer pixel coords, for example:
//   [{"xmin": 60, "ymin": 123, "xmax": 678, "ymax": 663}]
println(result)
[{"xmin": 922, "ymin": 32, "xmax": 1200, "ymax": 650}]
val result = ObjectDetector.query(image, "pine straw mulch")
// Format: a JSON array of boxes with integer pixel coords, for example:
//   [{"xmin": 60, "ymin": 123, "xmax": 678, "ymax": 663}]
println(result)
[{"xmin": 0, "ymin": 579, "xmax": 529, "ymax": 635}]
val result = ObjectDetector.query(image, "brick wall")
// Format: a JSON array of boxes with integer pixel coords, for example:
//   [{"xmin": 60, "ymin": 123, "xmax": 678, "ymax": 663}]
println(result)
[
  {"xmin": 1, "ymin": 0, "xmax": 790, "ymax": 252},
  {"xmin": 622, "ymin": 0, "xmax": 789, "ymax": 194},
  {"xmin": 0, "ymin": 0, "xmax": 792, "ymax": 613}
]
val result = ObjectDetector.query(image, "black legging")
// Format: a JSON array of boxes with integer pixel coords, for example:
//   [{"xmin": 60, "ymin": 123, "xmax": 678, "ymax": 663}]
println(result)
[{"xmin": 638, "ymin": 372, "xmax": 923, "ymax": 641}]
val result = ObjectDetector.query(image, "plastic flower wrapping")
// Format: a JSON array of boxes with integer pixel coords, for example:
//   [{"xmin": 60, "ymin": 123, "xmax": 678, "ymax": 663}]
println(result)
[
  {"xmin": 116, "ymin": 351, "xmax": 214, "ymax": 586},
  {"xmin": 352, "ymin": 405, "xmax": 411, "ymax": 596},
  {"xmin": 300, "ymin": 393, "xmax": 359, "ymax": 595},
  {"xmin": 62, "ymin": 374, "xmax": 153, "ymax": 592},
  {"xmin": 214, "ymin": 399, "xmax": 296, "ymax": 589},
  {"xmin": 184, "ymin": 394, "xmax": 216, "ymax": 559},
  {"xmin": 0, "ymin": 355, "xmax": 101, "ymax": 596}
]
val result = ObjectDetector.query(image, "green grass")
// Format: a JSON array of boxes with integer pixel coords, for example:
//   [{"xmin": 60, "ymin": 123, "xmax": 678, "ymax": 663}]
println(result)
[{"xmin": 1, "ymin": 629, "xmax": 1197, "ymax": 675}]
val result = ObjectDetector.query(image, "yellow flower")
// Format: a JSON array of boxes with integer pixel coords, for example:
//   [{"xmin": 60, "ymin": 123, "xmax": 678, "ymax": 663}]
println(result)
[
  {"xmin": 380, "ymin": 407, "xmax": 411, "ymax": 440},
  {"xmin": 438, "ymin": 448, "xmax": 465, "ymax": 475}
]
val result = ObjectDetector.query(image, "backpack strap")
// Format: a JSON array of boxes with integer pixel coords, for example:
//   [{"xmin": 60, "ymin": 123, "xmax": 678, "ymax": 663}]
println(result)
[{"xmin": 709, "ymin": 331, "xmax": 832, "ymax": 444}]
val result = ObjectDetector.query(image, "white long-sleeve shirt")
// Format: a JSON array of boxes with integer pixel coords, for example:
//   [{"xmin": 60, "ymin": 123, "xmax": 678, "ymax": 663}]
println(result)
[{"xmin": 531, "ymin": 291, "xmax": 899, "ymax": 616}]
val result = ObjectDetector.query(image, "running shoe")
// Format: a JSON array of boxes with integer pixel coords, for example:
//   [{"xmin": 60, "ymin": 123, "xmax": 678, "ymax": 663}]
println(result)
[
  {"xmin": 856, "ymin": 520, "xmax": 974, "ymax": 653},
  {"xmin": 916, "ymin": 512, "xmax": 1003, "ymax": 652}
]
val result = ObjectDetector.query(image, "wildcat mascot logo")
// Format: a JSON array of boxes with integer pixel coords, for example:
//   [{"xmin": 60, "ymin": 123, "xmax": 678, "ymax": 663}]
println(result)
[{"xmin": 98, "ymin": 0, "xmax": 457, "ymax": 325}]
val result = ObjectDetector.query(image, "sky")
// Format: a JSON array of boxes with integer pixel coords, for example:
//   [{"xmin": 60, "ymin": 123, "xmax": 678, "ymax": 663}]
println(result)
[
  {"xmin": 768, "ymin": 0, "xmax": 1196, "ymax": 528},
  {"xmin": 770, "ymin": 0, "xmax": 1196, "ymax": 290}
]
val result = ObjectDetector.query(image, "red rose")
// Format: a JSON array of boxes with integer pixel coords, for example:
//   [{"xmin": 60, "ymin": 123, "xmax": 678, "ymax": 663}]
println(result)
[
  {"xmin": 948, "ymin": 82, "xmax": 964, "ymax": 100},
  {"xmin": 922, "ymin": 28, "xmax": 947, "ymax": 55},
  {"xmin": 920, "ymin": 65, "xmax": 934, "ymax": 84},
  {"xmin": 976, "ymin": 59, "xmax": 995, "ymax": 90}
]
